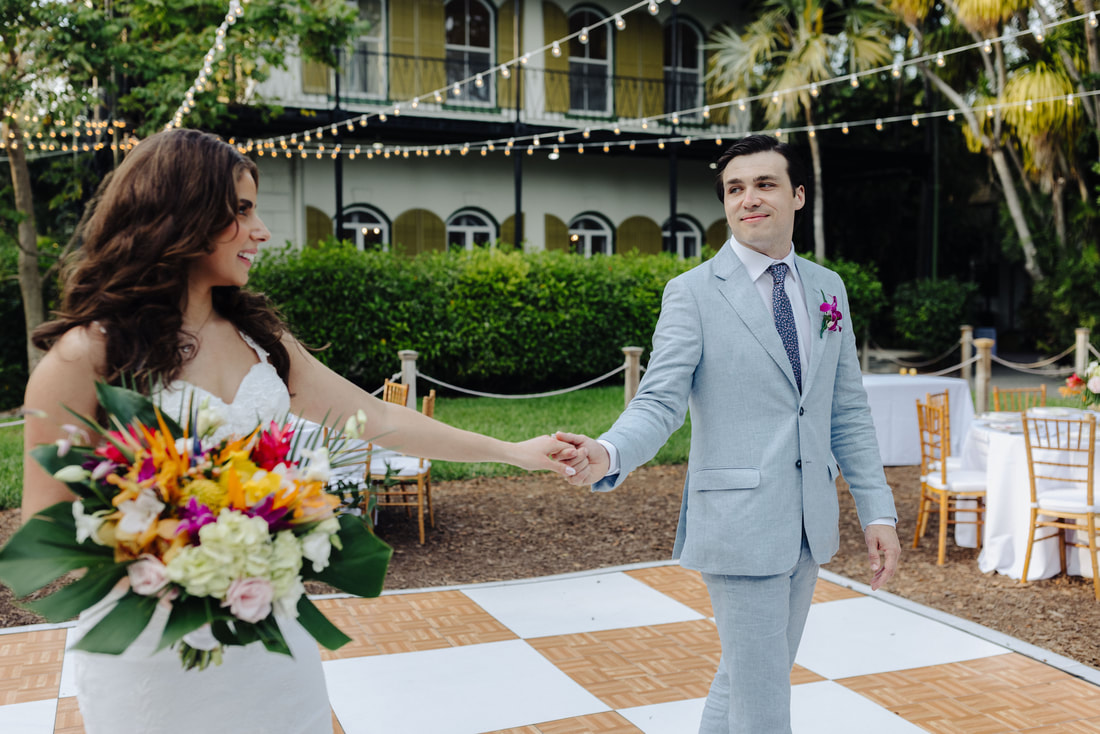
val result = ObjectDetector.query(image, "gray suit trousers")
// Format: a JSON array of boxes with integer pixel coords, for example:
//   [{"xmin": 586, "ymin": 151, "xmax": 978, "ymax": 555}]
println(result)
[{"xmin": 698, "ymin": 535, "xmax": 819, "ymax": 734}]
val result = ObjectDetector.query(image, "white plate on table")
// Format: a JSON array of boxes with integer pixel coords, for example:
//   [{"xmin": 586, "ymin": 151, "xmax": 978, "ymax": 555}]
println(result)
[{"xmin": 1027, "ymin": 406, "xmax": 1084, "ymax": 418}]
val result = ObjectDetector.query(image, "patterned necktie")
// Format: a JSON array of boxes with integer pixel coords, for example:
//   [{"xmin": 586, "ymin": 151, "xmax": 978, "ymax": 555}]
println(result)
[{"xmin": 768, "ymin": 263, "xmax": 802, "ymax": 393}]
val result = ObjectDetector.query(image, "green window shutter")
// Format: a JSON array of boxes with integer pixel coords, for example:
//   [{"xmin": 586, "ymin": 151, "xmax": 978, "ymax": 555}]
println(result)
[
  {"xmin": 618, "ymin": 216, "xmax": 661, "ymax": 255},
  {"xmin": 302, "ymin": 59, "xmax": 332, "ymax": 95},
  {"xmin": 544, "ymin": 214, "xmax": 568, "ymax": 252},
  {"xmin": 639, "ymin": 16, "xmax": 664, "ymax": 119},
  {"xmin": 613, "ymin": 21, "xmax": 639, "ymax": 119},
  {"xmin": 542, "ymin": 2, "xmax": 569, "ymax": 114},
  {"xmin": 305, "ymin": 206, "xmax": 332, "ymax": 248},
  {"xmin": 394, "ymin": 209, "xmax": 445, "ymax": 256},
  {"xmin": 418, "ymin": 1, "xmax": 446, "ymax": 94},
  {"xmin": 502, "ymin": 213, "xmax": 529, "ymax": 246},
  {"xmin": 704, "ymin": 47, "xmax": 730, "ymax": 125},
  {"xmin": 497, "ymin": 2, "xmax": 523, "ymax": 110},
  {"xmin": 706, "ymin": 218, "xmax": 729, "ymax": 250}
]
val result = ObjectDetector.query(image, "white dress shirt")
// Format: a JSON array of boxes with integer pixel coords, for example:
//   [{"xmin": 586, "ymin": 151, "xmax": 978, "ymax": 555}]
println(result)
[{"xmin": 597, "ymin": 238, "xmax": 894, "ymax": 530}]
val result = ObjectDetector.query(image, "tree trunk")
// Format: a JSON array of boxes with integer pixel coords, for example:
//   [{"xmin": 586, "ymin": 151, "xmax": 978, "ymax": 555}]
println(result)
[
  {"xmin": 990, "ymin": 146, "xmax": 1044, "ymax": 281},
  {"xmin": 4, "ymin": 120, "xmax": 46, "ymax": 372},
  {"xmin": 805, "ymin": 109, "xmax": 825, "ymax": 260}
]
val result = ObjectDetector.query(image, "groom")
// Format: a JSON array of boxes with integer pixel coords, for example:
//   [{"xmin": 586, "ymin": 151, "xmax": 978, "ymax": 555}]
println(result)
[{"xmin": 557, "ymin": 135, "xmax": 900, "ymax": 734}]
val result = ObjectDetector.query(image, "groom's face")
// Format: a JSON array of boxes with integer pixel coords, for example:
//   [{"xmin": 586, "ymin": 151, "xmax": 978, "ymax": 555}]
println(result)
[{"xmin": 721, "ymin": 150, "xmax": 805, "ymax": 260}]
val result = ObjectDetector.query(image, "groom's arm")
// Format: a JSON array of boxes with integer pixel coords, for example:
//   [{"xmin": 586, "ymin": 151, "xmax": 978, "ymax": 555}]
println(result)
[{"xmin": 558, "ymin": 276, "xmax": 702, "ymax": 489}]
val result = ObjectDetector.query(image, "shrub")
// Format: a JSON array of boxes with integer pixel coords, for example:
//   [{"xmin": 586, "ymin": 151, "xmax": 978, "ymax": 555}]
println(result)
[
  {"xmin": 893, "ymin": 278, "xmax": 978, "ymax": 357},
  {"xmin": 248, "ymin": 242, "xmax": 699, "ymax": 393}
]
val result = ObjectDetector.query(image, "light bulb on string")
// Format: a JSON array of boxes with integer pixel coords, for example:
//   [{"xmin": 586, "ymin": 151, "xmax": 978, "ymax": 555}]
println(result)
[
  {"xmin": 771, "ymin": 91, "xmax": 780, "ymax": 104},
  {"xmin": 648, "ymin": 1, "xmax": 658, "ymax": 15},
  {"xmin": 947, "ymin": 109, "xmax": 956, "ymax": 121},
  {"xmin": 935, "ymin": 52, "xmax": 945, "ymax": 67},
  {"xmin": 393, "ymin": 105, "xmax": 401, "ymax": 116},
  {"xmin": 841, "ymin": 122, "xmax": 849, "ymax": 134},
  {"xmin": 683, "ymin": 137, "xmax": 691, "ymax": 145},
  {"xmin": 577, "ymin": 144, "xmax": 584, "ymax": 154},
  {"xmin": 1025, "ymin": 99, "xmax": 1033, "ymax": 112},
  {"xmin": 641, "ymin": 119, "xmax": 649, "ymax": 129},
  {"xmin": 911, "ymin": 114, "xmax": 919, "ymax": 126},
  {"xmin": 579, "ymin": 27, "xmax": 589, "ymax": 45},
  {"xmin": 849, "ymin": 74, "xmax": 859, "ymax": 88},
  {"xmin": 892, "ymin": 62, "xmax": 901, "ymax": 78},
  {"xmin": 629, "ymin": 141, "xmax": 636, "ymax": 150},
  {"xmin": 615, "ymin": 14, "xmax": 625, "ymax": 30},
  {"xmin": 809, "ymin": 83, "xmax": 819, "ymax": 98},
  {"xmin": 379, "ymin": 113, "xmax": 387, "ymax": 122},
  {"xmin": 552, "ymin": 41, "xmax": 561, "ymax": 57},
  {"xmin": 982, "ymin": 40, "xmax": 993, "ymax": 54},
  {"xmin": 583, "ymin": 127, "xmax": 590, "ymax": 138},
  {"xmin": 875, "ymin": 118, "xmax": 883, "ymax": 130},
  {"xmin": 452, "ymin": 82, "xmax": 461, "ymax": 96},
  {"xmin": 557, "ymin": 132, "xmax": 565, "ymax": 143},
  {"xmin": 435, "ymin": 91, "xmax": 444, "ymax": 102},
  {"xmin": 411, "ymin": 98, "xmax": 419, "ymax": 109},
  {"xmin": 1030, "ymin": 21, "xmax": 1045, "ymax": 42},
  {"xmin": 1067, "ymin": 93, "xmax": 1075, "ymax": 106},
  {"xmin": 807, "ymin": 128, "xmax": 815, "ymax": 138},
  {"xmin": 738, "ymin": 99, "xmax": 746, "ymax": 111},
  {"xmin": 671, "ymin": 114, "xmax": 679, "ymax": 124},
  {"xmin": 658, "ymin": 141, "xmax": 665, "ymax": 149},
  {"xmin": 500, "ymin": 65, "xmax": 511, "ymax": 79},
  {"xmin": 603, "ymin": 143, "xmax": 610, "ymax": 152},
  {"xmin": 702, "ymin": 105, "xmax": 710, "ymax": 118},
  {"xmin": 716, "ymin": 137, "xmax": 723, "ymax": 146},
  {"xmin": 475, "ymin": 74, "xmax": 483, "ymax": 88},
  {"xmin": 533, "ymin": 136, "xmax": 541, "ymax": 146},
  {"xmin": 613, "ymin": 125, "xmax": 621, "ymax": 134}
]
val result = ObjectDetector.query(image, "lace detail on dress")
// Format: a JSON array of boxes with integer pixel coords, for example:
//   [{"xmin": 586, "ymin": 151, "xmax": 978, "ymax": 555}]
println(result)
[{"xmin": 152, "ymin": 332, "xmax": 290, "ymax": 441}]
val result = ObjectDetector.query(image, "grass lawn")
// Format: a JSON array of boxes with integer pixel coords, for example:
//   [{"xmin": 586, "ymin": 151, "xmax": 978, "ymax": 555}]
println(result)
[{"xmin": 0, "ymin": 386, "xmax": 689, "ymax": 511}]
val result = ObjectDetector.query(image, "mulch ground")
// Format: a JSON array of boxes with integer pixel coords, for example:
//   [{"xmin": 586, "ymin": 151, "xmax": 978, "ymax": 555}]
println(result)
[{"xmin": 2, "ymin": 465, "xmax": 1098, "ymax": 671}]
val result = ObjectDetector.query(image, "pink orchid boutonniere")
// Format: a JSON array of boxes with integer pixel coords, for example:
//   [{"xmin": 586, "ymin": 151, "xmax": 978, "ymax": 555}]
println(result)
[{"xmin": 819, "ymin": 291, "xmax": 843, "ymax": 337}]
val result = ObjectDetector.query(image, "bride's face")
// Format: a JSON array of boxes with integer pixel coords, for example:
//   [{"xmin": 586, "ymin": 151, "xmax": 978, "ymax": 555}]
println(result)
[{"xmin": 191, "ymin": 172, "xmax": 270, "ymax": 290}]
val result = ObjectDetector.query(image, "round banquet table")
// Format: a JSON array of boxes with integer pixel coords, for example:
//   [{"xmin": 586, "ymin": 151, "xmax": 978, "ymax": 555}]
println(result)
[
  {"xmin": 958, "ymin": 415, "xmax": 1095, "ymax": 579},
  {"xmin": 861, "ymin": 374, "xmax": 974, "ymax": 466}
]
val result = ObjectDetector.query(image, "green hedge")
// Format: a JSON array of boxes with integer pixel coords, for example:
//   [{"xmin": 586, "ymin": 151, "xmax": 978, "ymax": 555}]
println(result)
[
  {"xmin": 893, "ymin": 278, "xmax": 978, "ymax": 356},
  {"xmin": 249, "ymin": 243, "xmax": 699, "ymax": 392}
]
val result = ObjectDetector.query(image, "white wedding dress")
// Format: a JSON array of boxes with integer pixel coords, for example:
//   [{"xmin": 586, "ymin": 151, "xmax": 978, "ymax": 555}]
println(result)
[{"xmin": 71, "ymin": 333, "xmax": 333, "ymax": 734}]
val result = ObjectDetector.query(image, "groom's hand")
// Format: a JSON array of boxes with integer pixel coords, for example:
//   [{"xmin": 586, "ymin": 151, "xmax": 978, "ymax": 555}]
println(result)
[
  {"xmin": 553, "ymin": 431, "xmax": 610, "ymax": 486},
  {"xmin": 864, "ymin": 524, "xmax": 900, "ymax": 591}
]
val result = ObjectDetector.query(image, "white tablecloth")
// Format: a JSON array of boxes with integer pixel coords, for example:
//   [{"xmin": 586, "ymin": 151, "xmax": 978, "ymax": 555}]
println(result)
[
  {"xmin": 959, "ymin": 422, "xmax": 1094, "ymax": 579},
  {"xmin": 861, "ymin": 374, "xmax": 974, "ymax": 466}
]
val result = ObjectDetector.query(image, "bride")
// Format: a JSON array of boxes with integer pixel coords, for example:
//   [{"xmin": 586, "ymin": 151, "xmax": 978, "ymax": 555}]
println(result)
[{"xmin": 22, "ymin": 128, "xmax": 578, "ymax": 733}]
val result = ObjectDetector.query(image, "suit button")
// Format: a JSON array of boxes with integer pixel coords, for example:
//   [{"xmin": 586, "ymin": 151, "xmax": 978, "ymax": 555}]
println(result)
[
  {"xmin": 799, "ymin": 407, "xmax": 805, "ymax": 416},
  {"xmin": 795, "ymin": 460, "xmax": 802, "ymax": 469}
]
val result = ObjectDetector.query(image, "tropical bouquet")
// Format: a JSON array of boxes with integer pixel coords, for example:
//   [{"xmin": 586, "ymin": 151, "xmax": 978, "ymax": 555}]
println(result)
[
  {"xmin": 1060, "ymin": 360, "xmax": 1100, "ymax": 408},
  {"xmin": 0, "ymin": 383, "xmax": 391, "ymax": 670}
]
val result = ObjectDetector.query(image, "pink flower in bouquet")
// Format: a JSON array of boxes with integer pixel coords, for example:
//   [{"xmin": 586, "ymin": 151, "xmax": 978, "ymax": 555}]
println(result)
[
  {"xmin": 222, "ymin": 577, "xmax": 274, "ymax": 623},
  {"xmin": 128, "ymin": 555, "xmax": 171, "ymax": 596},
  {"xmin": 252, "ymin": 422, "xmax": 294, "ymax": 471}
]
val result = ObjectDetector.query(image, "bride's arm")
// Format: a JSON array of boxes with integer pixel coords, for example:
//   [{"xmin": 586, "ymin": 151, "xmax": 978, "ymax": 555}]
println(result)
[
  {"xmin": 283, "ymin": 337, "xmax": 576, "ymax": 476},
  {"xmin": 21, "ymin": 326, "xmax": 106, "ymax": 522}
]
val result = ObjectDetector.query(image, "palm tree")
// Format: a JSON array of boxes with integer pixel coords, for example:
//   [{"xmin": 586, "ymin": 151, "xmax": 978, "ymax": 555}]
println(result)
[
  {"xmin": 707, "ymin": 0, "xmax": 894, "ymax": 260},
  {"xmin": 883, "ymin": 0, "xmax": 1090, "ymax": 281}
]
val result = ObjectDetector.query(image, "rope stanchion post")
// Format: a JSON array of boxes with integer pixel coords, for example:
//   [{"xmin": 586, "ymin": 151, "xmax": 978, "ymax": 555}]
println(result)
[
  {"xmin": 1076, "ymin": 327, "xmax": 1091, "ymax": 377},
  {"xmin": 398, "ymin": 350, "xmax": 418, "ymax": 409},
  {"xmin": 623, "ymin": 346, "xmax": 644, "ymax": 408},
  {"xmin": 960, "ymin": 325, "xmax": 974, "ymax": 385},
  {"xmin": 974, "ymin": 337, "xmax": 994, "ymax": 414}
]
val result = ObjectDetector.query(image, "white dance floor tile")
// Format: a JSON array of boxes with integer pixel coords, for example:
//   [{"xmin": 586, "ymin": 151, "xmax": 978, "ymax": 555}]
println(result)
[
  {"xmin": 461, "ymin": 572, "xmax": 704, "ymax": 638},
  {"xmin": 0, "ymin": 700, "xmax": 58, "ymax": 734},
  {"xmin": 795, "ymin": 596, "xmax": 1005, "ymax": 679},
  {"xmin": 792, "ymin": 681, "xmax": 927, "ymax": 733},
  {"xmin": 57, "ymin": 629, "xmax": 79, "ymax": 699},
  {"xmin": 618, "ymin": 697, "xmax": 707, "ymax": 734},
  {"xmin": 324, "ymin": 639, "xmax": 607, "ymax": 734}
]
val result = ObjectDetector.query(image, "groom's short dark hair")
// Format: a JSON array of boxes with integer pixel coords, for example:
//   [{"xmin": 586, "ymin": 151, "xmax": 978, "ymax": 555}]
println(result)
[{"xmin": 713, "ymin": 135, "xmax": 807, "ymax": 202}]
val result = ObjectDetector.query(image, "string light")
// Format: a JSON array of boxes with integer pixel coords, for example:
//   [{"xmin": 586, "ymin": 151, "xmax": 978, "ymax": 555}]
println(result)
[
  {"xmin": 552, "ymin": 41, "xmax": 561, "ymax": 57},
  {"xmin": 615, "ymin": 14, "xmax": 626, "ymax": 30},
  {"xmin": 578, "ymin": 27, "xmax": 590, "ymax": 45},
  {"xmin": 809, "ymin": 83, "xmax": 819, "ymax": 97},
  {"xmin": 849, "ymin": 74, "xmax": 859, "ymax": 88},
  {"xmin": 648, "ymin": 1, "xmax": 659, "ymax": 15}
]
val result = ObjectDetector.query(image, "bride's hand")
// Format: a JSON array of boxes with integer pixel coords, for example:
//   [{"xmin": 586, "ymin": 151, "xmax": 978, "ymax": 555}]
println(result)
[{"xmin": 511, "ymin": 435, "xmax": 579, "ymax": 477}]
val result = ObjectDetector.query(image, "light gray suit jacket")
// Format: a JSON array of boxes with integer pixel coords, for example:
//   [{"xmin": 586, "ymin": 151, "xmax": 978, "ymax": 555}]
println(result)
[{"xmin": 594, "ymin": 242, "xmax": 896, "ymax": 576}]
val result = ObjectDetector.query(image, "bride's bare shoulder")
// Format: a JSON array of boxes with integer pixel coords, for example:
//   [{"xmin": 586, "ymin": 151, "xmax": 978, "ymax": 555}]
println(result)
[{"xmin": 33, "ymin": 323, "xmax": 109, "ymax": 381}]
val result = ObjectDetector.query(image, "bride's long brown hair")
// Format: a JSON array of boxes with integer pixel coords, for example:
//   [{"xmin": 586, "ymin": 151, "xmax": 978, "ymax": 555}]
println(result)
[{"xmin": 33, "ymin": 128, "xmax": 291, "ymax": 393}]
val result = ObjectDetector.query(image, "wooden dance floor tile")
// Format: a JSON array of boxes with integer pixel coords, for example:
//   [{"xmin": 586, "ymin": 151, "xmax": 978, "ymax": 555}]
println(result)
[
  {"xmin": 625, "ymin": 565, "xmax": 713, "ymax": 616},
  {"xmin": 53, "ymin": 697, "xmax": 84, "ymax": 734},
  {"xmin": 527, "ymin": 619, "xmax": 721, "ymax": 709},
  {"xmin": 811, "ymin": 578, "xmax": 863, "ymax": 603},
  {"xmin": 487, "ymin": 711, "xmax": 642, "ymax": 733},
  {"xmin": 841, "ymin": 653, "xmax": 1100, "ymax": 732},
  {"xmin": 313, "ymin": 590, "xmax": 517, "ymax": 660},
  {"xmin": 0, "ymin": 629, "xmax": 67, "ymax": 705}
]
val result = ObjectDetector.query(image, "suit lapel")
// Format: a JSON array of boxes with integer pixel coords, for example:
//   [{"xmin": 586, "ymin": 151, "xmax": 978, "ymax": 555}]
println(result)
[
  {"xmin": 712, "ymin": 244, "xmax": 801, "ymax": 393},
  {"xmin": 797, "ymin": 259, "xmax": 830, "ymax": 395}
]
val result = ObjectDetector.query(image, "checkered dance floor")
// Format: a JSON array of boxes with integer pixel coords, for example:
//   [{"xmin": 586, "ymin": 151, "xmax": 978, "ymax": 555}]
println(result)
[{"xmin": 3, "ymin": 562, "xmax": 1100, "ymax": 733}]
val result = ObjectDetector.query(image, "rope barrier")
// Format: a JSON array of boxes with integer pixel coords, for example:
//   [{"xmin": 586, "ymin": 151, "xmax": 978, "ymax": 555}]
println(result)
[
  {"xmin": 0, "ymin": 418, "xmax": 24, "ymax": 429},
  {"xmin": 869, "ymin": 339, "xmax": 961, "ymax": 368},
  {"xmin": 989, "ymin": 344, "xmax": 1076, "ymax": 369},
  {"xmin": 1090, "ymin": 343, "xmax": 1100, "ymax": 362},
  {"xmin": 417, "ymin": 364, "xmax": 627, "ymax": 399},
  {"xmin": 989, "ymin": 354, "xmax": 1075, "ymax": 377},
  {"xmin": 924, "ymin": 354, "xmax": 980, "ymax": 377}
]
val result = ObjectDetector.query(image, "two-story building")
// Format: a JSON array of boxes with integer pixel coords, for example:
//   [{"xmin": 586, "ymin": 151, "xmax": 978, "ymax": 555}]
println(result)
[{"xmin": 239, "ymin": 0, "xmax": 751, "ymax": 256}]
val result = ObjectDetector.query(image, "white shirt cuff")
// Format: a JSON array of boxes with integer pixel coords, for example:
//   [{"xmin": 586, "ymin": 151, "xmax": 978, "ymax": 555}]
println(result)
[
  {"xmin": 866, "ymin": 517, "xmax": 896, "ymax": 528},
  {"xmin": 596, "ymin": 439, "xmax": 620, "ymax": 477}
]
